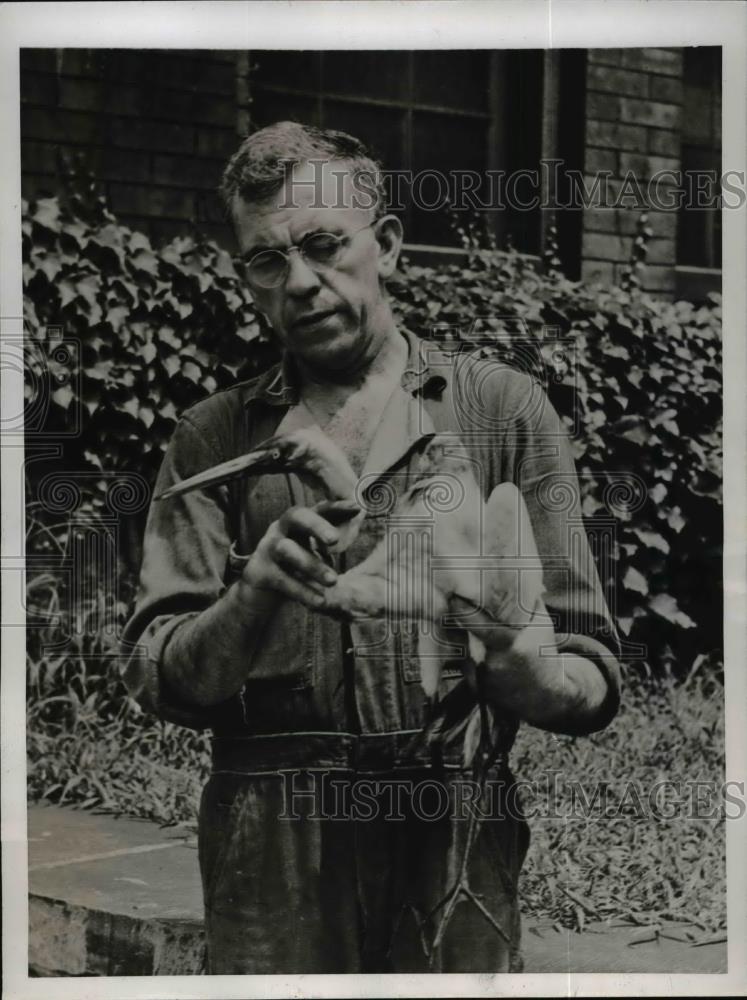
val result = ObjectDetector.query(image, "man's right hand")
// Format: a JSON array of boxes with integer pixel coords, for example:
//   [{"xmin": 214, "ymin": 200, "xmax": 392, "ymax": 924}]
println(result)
[{"xmin": 239, "ymin": 505, "xmax": 342, "ymax": 609}]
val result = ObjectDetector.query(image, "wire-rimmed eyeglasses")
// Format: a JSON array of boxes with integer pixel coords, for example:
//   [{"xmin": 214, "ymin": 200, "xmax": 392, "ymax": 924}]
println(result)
[{"xmin": 241, "ymin": 222, "xmax": 376, "ymax": 289}]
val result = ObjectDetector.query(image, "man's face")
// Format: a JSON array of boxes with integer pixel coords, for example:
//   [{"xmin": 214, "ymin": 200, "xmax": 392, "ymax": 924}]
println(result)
[{"xmin": 233, "ymin": 161, "xmax": 402, "ymax": 377}]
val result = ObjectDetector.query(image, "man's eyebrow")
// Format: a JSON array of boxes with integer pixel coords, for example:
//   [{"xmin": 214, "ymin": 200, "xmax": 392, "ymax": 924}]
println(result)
[{"xmin": 240, "ymin": 243, "xmax": 271, "ymax": 261}]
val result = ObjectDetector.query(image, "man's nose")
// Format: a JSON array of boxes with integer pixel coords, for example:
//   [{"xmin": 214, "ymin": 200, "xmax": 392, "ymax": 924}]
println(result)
[{"xmin": 284, "ymin": 248, "xmax": 321, "ymax": 296}]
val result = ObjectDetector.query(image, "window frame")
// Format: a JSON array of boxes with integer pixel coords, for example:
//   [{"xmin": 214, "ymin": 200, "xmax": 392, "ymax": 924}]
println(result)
[{"xmin": 245, "ymin": 49, "xmax": 551, "ymax": 256}]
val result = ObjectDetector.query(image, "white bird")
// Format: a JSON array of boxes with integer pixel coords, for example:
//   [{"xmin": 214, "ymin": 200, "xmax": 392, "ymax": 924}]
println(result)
[{"xmin": 158, "ymin": 426, "xmax": 547, "ymax": 700}]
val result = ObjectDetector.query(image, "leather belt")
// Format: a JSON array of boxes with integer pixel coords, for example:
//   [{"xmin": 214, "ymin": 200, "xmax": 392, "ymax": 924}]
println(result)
[{"xmin": 211, "ymin": 730, "xmax": 509, "ymax": 776}]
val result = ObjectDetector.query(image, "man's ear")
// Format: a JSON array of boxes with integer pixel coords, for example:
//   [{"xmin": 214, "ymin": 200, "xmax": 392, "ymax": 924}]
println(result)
[{"xmin": 373, "ymin": 214, "xmax": 403, "ymax": 279}]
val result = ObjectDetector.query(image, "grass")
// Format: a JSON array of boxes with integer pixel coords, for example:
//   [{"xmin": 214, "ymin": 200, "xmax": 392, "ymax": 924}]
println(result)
[{"xmin": 513, "ymin": 663, "xmax": 726, "ymax": 935}]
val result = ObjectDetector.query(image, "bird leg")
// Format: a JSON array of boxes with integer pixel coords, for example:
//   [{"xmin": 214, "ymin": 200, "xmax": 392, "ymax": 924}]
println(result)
[{"xmin": 424, "ymin": 660, "xmax": 515, "ymax": 965}]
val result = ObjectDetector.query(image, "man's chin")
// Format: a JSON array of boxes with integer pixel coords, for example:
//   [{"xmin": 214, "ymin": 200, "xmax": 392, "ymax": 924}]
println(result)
[{"xmin": 295, "ymin": 325, "xmax": 369, "ymax": 374}]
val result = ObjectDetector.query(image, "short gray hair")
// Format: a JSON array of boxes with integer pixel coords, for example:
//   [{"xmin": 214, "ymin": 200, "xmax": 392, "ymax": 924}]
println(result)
[{"xmin": 219, "ymin": 120, "xmax": 387, "ymax": 220}]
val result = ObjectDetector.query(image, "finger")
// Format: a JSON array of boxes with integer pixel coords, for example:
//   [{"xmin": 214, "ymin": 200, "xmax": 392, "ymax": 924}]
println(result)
[
  {"xmin": 273, "ymin": 536, "xmax": 338, "ymax": 588},
  {"xmin": 265, "ymin": 565, "xmax": 329, "ymax": 609},
  {"xmin": 280, "ymin": 506, "xmax": 341, "ymax": 548},
  {"xmin": 314, "ymin": 498, "xmax": 363, "ymax": 526}
]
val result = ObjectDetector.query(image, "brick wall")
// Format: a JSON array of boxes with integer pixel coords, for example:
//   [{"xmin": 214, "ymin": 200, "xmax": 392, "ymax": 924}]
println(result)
[
  {"xmin": 581, "ymin": 48, "xmax": 684, "ymax": 295},
  {"xmin": 20, "ymin": 49, "xmax": 240, "ymax": 248}
]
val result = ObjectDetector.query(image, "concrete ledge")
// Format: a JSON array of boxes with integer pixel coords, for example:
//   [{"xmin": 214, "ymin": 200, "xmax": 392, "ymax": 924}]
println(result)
[
  {"xmin": 28, "ymin": 804, "xmax": 204, "ymax": 976},
  {"xmin": 28, "ymin": 804, "xmax": 727, "ymax": 976},
  {"xmin": 29, "ymin": 896, "xmax": 204, "ymax": 976}
]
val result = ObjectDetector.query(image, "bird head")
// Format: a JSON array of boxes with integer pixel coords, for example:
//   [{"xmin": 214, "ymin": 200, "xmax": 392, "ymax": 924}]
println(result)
[{"xmin": 155, "ymin": 426, "xmax": 359, "ymax": 503}]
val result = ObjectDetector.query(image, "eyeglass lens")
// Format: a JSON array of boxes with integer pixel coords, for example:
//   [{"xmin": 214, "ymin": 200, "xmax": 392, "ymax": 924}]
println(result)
[{"xmin": 247, "ymin": 232, "xmax": 346, "ymax": 287}]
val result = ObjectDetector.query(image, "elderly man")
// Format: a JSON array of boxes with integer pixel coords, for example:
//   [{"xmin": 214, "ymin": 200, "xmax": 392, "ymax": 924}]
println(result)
[{"xmin": 122, "ymin": 121, "xmax": 621, "ymax": 974}]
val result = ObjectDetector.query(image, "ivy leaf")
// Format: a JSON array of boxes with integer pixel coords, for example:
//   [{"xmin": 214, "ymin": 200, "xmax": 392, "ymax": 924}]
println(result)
[
  {"xmin": 158, "ymin": 327, "xmax": 181, "ymax": 350},
  {"xmin": 121, "ymin": 396, "xmax": 139, "ymax": 419},
  {"xmin": 163, "ymin": 355, "xmax": 180, "ymax": 377},
  {"xmin": 665, "ymin": 507, "xmax": 685, "ymax": 533},
  {"xmin": 129, "ymin": 232, "xmax": 152, "ymax": 252},
  {"xmin": 649, "ymin": 483, "xmax": 667, "ymax": 505},
  {"xmin": 181, "ymin": 360, "xmax": 202, "ymax": 383},
  {"xmin": 623, "ymin": 566, "xmax": 649, "ymax": 595},
  {"xmin": 87, "ymin": 360, "xmax": 114, "ymax": 381},
  {"xmin": 649, "ymin": 593, "xmax": 696, "ymax": 629},
  {"xmin": 621, "ymin": 423, "xmax": 649, "ymax": 446},
  {"xmin": 106, "ymin": 305, "xmax": 129, "ymax": 332},
  {"xmin": 38, "ymin": 254, "xmax": 62, "ymax": 283},
  {"xmin": 632, "ymin": 529, "xmax": 670, "ymax": 554},
  {"xmin": 214, "ymin": 249, "xmax": 237, "ymax": 279},
  {"xmin": 131, "ymin": 248, "xmax": 160, "ymax": 277},
  {"xmin": 33, "ymin": 198, "xmax": 61, "ymax": 231},
  {"xmin": 52, "ymin": 384, "xmax": 74, "ymax": 410},
  {"xmin": 138, "ymin": 405, "xmax": 155, "ymax": 429},
  {"xmin": 158, "ymin": 399, "xmax": 178, "ymax": 422},
  {"xmin": 59, "ymin": 280, "xmax": 77, "ymax": 308},
  {"xmin": 236, "ymin": 322, "xmax": 261, "ymax": 342}
]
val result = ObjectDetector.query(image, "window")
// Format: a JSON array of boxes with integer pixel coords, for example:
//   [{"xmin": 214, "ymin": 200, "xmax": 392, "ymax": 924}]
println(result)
[
  {"xmin": 678, "ymin": 47, "xmax": 722, "ymax": 271},
  {"xmin": 247, "ymin": 50, "xmax": 545, "ymax": 255}
]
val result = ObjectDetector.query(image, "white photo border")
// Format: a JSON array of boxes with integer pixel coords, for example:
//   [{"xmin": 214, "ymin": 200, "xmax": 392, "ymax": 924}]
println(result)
[{"xmin": 1, "ymin": 2, "xmax": 745, "ymax": 997}]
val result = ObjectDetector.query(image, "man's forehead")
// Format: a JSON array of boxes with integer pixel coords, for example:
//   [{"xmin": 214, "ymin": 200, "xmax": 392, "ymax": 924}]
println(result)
[
  {"xmin": 234, "ymin": 160, "xmax": 369, "ymax": 244},
  {"xmin": 285, "ymin": 159, "xmax": 359, "ymax": 206}
]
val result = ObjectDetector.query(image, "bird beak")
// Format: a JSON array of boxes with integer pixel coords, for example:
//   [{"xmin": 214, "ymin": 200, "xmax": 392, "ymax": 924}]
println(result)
[{"xmin": 155, "ymin": 444, "xmax": 285, "ymax": 501}]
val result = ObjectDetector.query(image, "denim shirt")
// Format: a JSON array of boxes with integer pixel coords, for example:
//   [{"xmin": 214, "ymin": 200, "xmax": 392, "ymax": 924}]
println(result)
[{"xmin": 121, "ymin": 329, "xmax": 621, "ymax": 749}]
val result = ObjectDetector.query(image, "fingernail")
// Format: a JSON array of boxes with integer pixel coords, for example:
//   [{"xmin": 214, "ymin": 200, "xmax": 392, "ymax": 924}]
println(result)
[{"xmin": 323, "ymin": 570, "xmax": 337, "ymax": 585}]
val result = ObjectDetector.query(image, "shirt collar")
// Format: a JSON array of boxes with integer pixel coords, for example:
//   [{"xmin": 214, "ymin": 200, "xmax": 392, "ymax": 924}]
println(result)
[{"xmin": 240, "ymin": 327, "xmax": 447, "ymax": 409}]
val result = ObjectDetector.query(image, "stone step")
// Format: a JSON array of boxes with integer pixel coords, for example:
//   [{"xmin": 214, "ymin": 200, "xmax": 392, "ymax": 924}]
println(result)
[
  {"xmin": 28, "ymin": 804, "xmax": 203, "ymax": 976},
  {"xmin": 27, "ymin": 803, "xmax": 727, "ymax": 976}
]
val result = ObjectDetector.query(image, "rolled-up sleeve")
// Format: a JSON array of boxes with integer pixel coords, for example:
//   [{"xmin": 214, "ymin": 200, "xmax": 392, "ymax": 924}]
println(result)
[
  {"xmin": 120, "ymin": 412, "xmax": 235, "ymax": 729},
  {"xmin": 496, "ymin": 370, "xmax": 622, "ymax": 728}
]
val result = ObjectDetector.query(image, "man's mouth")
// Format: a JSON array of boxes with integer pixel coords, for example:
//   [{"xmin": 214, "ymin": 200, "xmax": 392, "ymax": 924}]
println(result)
[{"xmin": 293, "ymin": 309, "xmax": 338, "ymax": 330}]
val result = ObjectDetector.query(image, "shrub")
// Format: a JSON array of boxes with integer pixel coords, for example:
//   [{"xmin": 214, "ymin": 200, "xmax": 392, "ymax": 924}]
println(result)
[{"xmin": 23, "ymin": 195, "xmax": 722, "ymax": 675}]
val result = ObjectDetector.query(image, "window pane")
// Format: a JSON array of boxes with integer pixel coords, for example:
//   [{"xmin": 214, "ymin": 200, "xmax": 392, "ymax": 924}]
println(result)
[
  {"xmin": 413, "ymin": 51, "xmax": 489, "ymax": 111},
  {"xmin": 322, "ymin": 52, "xmax": 409, "ymax": 101},
  {"xmin": 410, "ymin": 113, "xmax": 487, "ymax": 246},
  {"xmin": 251, "ymin": 51, "xmax": 320, "ymax": 90},
  {"xmin": 251, "ymin": 89, "xmax": 319, "ymax": 128},
  {"xmin": 322, "ymin": 101, "xmax": 404, "ymax": 172},
  {"xmin": 678, "ymin": 47, "xmax": 721, "ymax": 269},
  {"xmin": 503, "ymin": 49, "xmax": 543, "ymax": 256},
  {"xmin": 679, "ymin": 145, "xmax": 721, "ymax": 268}
]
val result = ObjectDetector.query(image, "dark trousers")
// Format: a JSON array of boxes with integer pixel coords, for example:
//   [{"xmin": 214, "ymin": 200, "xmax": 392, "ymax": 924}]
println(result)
[{"xmin": 199, "ymin": 763, "xmax": 529, "ymax": 974}]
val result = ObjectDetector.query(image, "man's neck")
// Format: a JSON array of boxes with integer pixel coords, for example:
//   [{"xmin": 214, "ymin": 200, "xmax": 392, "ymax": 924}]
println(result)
[{"xmin": 297, "ymin": 325, "xmax": 409, "ymax": 437}]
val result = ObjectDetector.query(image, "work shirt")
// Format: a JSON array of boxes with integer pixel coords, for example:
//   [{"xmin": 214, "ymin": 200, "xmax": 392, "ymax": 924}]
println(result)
[{"xmin": 121, "ymin": 327, "xmax": 621, "ymax": 973}]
